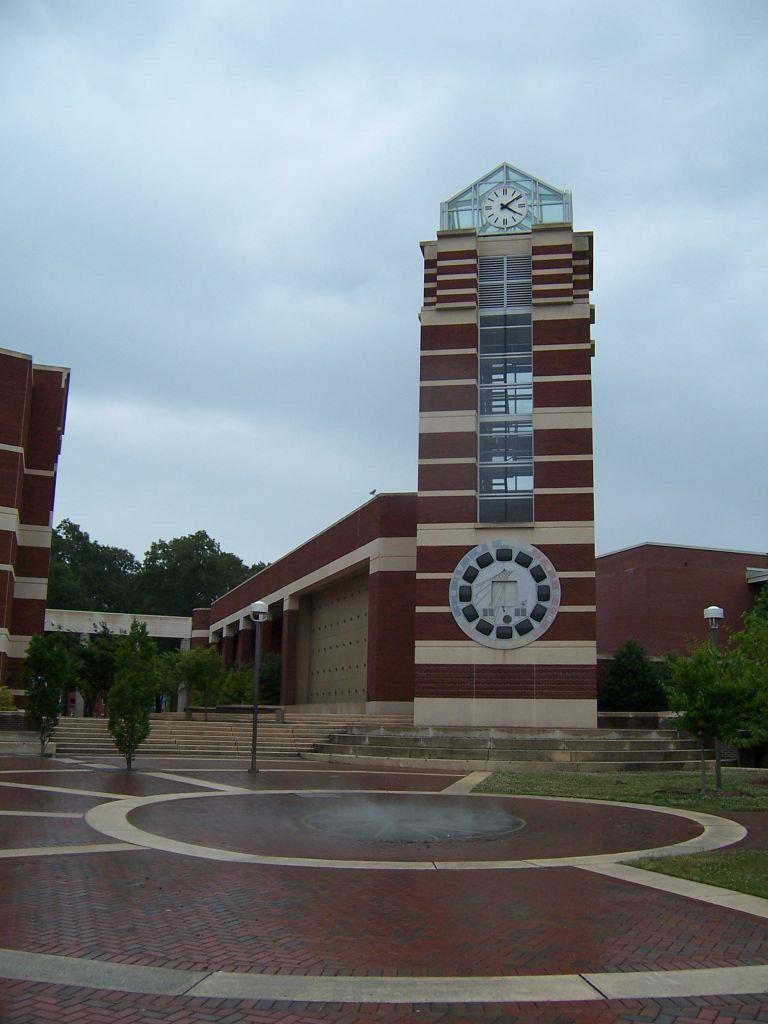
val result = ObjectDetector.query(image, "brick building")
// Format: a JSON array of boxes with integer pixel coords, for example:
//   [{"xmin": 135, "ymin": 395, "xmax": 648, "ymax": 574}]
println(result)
[
  {"xmin": 0, "ymin": 347, "xmax": 69, "ymax": 686},
  {"xmin": 596, "ymin": 542, "xmax": 768, "ymax": 661},
  {"xmin": 200, "ymin": 164, "xmax": 599, "ymax": 727}
]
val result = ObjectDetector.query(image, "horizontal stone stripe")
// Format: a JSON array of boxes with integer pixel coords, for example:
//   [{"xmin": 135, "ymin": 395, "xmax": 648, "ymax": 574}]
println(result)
[
  {"xmin": 419, "ymin": 432, "xmax": 477, "ymax": 459},
  {"xmin": 533, "ymin": 288, "xmax": 572, "ymax": 300},
  {"xmin": 420, "ymin": 352, "xmax": 477, "ymax": 381},
  {"xmin": 419, "ymin": 457, "xmax": 476, "ymax": 465},
  {"xmin": 418, "ymin": 462, "xmax": 476, "ymax": 492},
  {"xmin": 534, "ymin": 459, "xmax": 594, "ymax": 488},
  {"xmin": 419, "ymin": 384, "xmax": 477, "ymax": 413},
  {"xmin": 533, "ymin": 379, "xmax": 592, "ymax": 407},
  {"xmin": 418, "ymin": 412, "xmax": 477, "ymax": 434}
]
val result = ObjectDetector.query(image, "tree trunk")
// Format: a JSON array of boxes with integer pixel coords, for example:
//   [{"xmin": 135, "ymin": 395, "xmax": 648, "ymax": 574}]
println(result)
[
  {"xmin": 699, "ymin": 738, "xmax": 707, "ymax": 793},
  {"xmin": 126, "ymin": 752, "xmax": 133, "ymax": 770},
  {"xmin": 714, "ymin": 738, "xmax": 723, "ymax": 790}
]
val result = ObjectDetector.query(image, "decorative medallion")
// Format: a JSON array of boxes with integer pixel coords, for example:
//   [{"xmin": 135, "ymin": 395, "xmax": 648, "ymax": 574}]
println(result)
[{"xmin": 449, "ymin": 540, "xmax": 561, "ymax": 650}]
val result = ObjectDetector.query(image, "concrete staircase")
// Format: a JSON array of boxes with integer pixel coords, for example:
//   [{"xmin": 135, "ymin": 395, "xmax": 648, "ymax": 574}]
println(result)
[
  {"xmin": 304, "ymin": 725, "xmax": 728, "ymax": 773},
  {"xmin": 52, "ymin": 712, "xmax": 413, "ymax": 760}
]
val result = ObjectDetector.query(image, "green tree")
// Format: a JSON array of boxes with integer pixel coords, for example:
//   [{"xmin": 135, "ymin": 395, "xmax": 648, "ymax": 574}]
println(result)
[
  {"xmin": 169, "ymin": 647, "xmax": 224, "ymax": 720},
  {"xmin": 24, "ymin": 633, "xmax": 81, "ymax": 755},
  {"xmin": 219, "ymin": 667, "xmax": 253, "ymax": 705},
  {"xmin": 48, "ymin": 520, "xmax": 140, "ymax": 612},
  {"xmin": 664, "ymin": 642, "xmax": 768, "ymax": 791},
  {"xmin": 598, "ymin": 640, "xmax": 668, "ymax": 712},
  {"xmin": 136, "ymin": 531, "xmax": 264, "ymax": 616},
  {"xmin": 258, "ymin": 653, "xmax": 282, "ymax": 705},
  {"xmin": 107, "ymin": 622, "xmax": 158, "ymax": 769},
  {"xmin": 79, "ymin": 624, "xmax": 121, "ymax": 716}
]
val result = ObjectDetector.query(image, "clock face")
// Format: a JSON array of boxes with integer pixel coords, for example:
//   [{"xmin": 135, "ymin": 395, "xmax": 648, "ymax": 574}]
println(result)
[
  {"xmin": 449, "ymin": 541, "xmax": 560, "ymax": 650},
  {"xmin": 481, "ymin": 186, "xmax": 528, "ymax": 230}
]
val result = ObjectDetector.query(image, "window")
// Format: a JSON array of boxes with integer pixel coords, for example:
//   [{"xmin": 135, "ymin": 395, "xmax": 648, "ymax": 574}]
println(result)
[{"xmin": 477, "ymin": 275, "xmax": 534, "ymax": 523}]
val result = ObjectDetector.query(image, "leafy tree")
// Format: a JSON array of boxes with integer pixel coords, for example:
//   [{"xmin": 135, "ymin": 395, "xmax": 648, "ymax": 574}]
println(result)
[
  {"xmin": 48, "ymin": 520, "xmax": 140, "ymax": 612},
  {"xmin": 167, "ymin": 647, "xmax": 224, "ymax": 720},
  {"xmin": 107, "ymin": 622, "xmax": 158, "ymax": 769},
  {"xmin": 598, "ymin": 640, "xmax": 668, "ymax": 712},
  {"xmin": 219, "ymin": 668, "xmax": 253, "ymax": 705},
  {"xmin": 24, "ymin": 633, "xmax": 81, "ymax": 755},
  {"xmin": 748, "ymin": 584, "xmax": 768, "ymax": 622},
  {"xmin": 258, "ymin": 653, "xmax": 282, "ymax": 705},
  {"xmin": 0, "ymin": 687, "xmax": 16, "ymax": 711},
  {"xmin": 79, "ymin": 624, "xmax": 121, "ymax": 716},
  {"xmin": 664, "ymin": 641, "xmax": 768, "ymax": 791},
  {"xmin": 136, "ymin": 531, "xmax": 264, "ymax": 617}
]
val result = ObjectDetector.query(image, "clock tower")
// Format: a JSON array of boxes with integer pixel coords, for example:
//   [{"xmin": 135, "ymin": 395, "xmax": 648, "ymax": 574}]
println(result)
[{"xmin": 415, "ymin": 163, "xmax": 596, "ymax": 727}]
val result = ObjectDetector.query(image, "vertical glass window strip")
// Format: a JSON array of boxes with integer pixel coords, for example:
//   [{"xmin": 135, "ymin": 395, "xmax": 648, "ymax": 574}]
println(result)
[{"xmin": 477, "ymin": 298, "xmax": 534, "ymax": 523}]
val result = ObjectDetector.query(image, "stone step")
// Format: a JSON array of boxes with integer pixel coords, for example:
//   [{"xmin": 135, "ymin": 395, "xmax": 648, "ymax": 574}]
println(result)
[
  {"xmin": 301, "ymin": 751, "xmax": 729, "ymax": 774},
  {"xmin": 311, "ymin": 742, "xmax": 707, "ymax": 763},
  {"xmin": 329, "ymin": 735, "xmax": 698, "ymax": 752}
]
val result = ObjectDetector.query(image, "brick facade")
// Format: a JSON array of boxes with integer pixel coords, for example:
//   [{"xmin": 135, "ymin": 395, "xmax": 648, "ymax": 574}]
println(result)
[
  {"xmin": 596, "ymin": 543, "xmax": 768, "ymax": 658},
  {"xmin": 0, "ymin": 348, "xmax": 69, "ymax": 686}
]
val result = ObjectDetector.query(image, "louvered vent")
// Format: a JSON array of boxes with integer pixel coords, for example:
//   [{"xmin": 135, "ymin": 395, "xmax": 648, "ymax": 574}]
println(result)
[{"xmin": 478, "ymin": 255, "xmax": 532, "ymax": 309}]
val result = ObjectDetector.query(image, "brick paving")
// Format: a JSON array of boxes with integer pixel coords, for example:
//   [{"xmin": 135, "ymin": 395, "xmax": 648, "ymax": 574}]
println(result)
[
  {"xmin": 4, "ymin": 850, "xmax": 768, "ymax": 976},
  {"xmin": 131, "ymin": 789, "xmax": 700, "ymax": 861},
  {"xmin": 1, "ymin": 981, "xmax": 768, "ymax": 1024},
  {"xmin": 0, "ymin": 756, "xmax": 766, "ymax": 1021}
]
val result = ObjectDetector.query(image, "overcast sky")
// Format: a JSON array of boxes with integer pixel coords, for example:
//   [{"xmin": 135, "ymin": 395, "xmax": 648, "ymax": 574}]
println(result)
[{"xmin": 2, "ymin": 0, "xmax": 766, "ymax": 565}]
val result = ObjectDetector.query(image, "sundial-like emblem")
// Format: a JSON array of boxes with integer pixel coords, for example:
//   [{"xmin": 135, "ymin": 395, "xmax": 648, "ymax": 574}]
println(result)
[{"xmin": 449, "ymin": 540, "xmax": 560, "ymax": 650}]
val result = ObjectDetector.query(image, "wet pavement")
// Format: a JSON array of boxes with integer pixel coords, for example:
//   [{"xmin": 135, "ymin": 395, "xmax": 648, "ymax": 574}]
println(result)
[{"xmin": 0, "ymin": 753, "xmax": 765, "ymax": 1023}]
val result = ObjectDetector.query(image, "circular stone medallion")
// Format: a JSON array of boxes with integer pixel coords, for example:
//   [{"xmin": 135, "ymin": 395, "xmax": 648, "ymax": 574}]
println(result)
[{"xmin": 449, "ymin": 540, "xmax": 561, "ymax": 650}]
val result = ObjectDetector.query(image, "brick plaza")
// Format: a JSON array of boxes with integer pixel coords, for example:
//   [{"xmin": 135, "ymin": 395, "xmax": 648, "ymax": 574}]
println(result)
[{"xmin": 1, "ymin": 754, "xmax": 767, "ymax": 1022}]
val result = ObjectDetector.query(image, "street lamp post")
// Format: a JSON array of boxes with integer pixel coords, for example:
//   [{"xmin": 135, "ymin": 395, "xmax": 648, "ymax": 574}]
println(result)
[
  {"xmin": 704, "ymin": 604, "xmax": 725, "ymax": 789},
  {"xmin": 249, "ymin": 601, "xmax": 269, "ymax": 775}
]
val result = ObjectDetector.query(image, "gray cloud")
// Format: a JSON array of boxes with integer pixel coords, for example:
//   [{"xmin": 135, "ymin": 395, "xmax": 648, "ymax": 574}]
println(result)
[{"xmin": 1, "ymin": 0, "xmax": 766, "ymax": 563}]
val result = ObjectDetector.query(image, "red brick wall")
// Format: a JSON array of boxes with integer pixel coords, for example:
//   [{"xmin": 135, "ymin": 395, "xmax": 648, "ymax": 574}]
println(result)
[
  {"xmin": 596, "ymin": 544, "xmax": 768, "ymax": 657},
  {"xmin": 209, "ymin": 493, "xmax": 417, "ymax": 623},
  {"xmin": 366, "ymin": 571, "xmax": 415, "ymax": 702},
  {"xmin": 415, "ymin": 664, "xmax": 596, "ymax": 699}
]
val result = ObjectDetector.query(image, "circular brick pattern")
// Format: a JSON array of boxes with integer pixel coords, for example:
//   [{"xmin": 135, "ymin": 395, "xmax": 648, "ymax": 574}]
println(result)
[{"xmin": 126, "ymin": 789, "xmax": 702, "ymax": 865}]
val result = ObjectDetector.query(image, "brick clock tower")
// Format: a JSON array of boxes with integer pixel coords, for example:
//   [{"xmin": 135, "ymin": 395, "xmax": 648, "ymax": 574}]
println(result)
[{"xmin": 415, "ymin": 163, "xmax": 596, "ymax": 727}]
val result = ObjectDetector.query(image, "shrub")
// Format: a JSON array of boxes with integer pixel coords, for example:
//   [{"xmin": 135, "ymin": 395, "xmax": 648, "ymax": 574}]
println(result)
[
  {"xmin": 598, "ymin": 640, "xmax": 668, "ymax": 711},
  {"xmin": 0, "ymin": 686, "xmax": 16, "ymax": 711}
]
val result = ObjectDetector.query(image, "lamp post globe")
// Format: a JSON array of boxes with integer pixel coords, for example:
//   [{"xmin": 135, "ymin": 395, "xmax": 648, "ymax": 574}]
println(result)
[{"xmin": 248, "ymin": 601, "xmax": 269, "ymax": 774}]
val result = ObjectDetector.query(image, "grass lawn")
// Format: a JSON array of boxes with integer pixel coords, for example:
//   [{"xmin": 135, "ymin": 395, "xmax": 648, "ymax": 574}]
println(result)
[
  {"xmin": 631, "ymin": 851, "xmax": 768, "ymax": 900},
  {"xmin": 475, "ymin": 768, "xmax": 768, "ymax": 898},
  {"xmin": 474, "ymin": 767, "xmax": 768, "ymax": 813}
]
